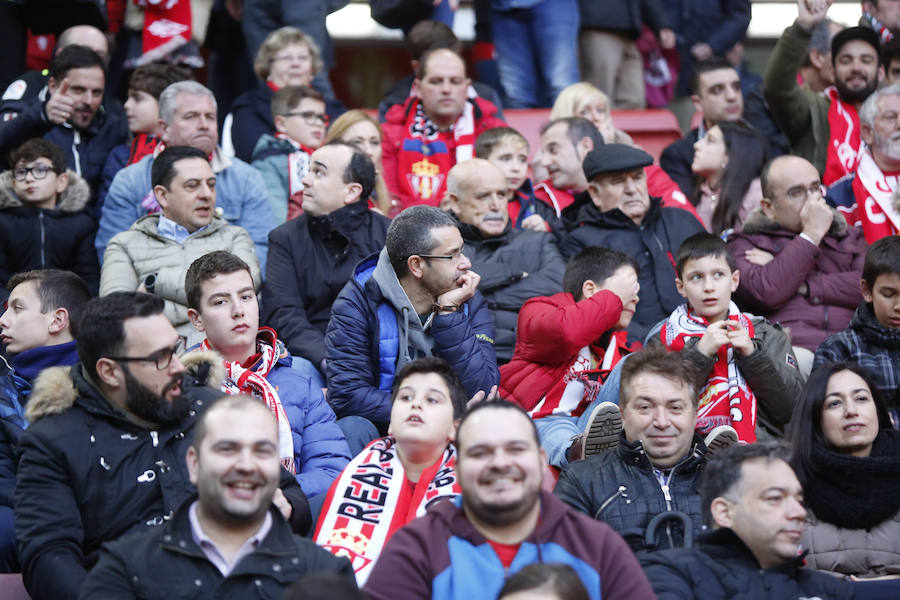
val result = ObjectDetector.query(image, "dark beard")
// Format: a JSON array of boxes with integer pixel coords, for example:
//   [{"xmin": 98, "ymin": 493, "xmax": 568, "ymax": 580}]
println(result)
[
  {"xmin": 835, "ymin": 78, "xmax": 877, "ymax": 104},
  {"xmin": 122, "ymin": 366, "xmax": 190, "ymax": 426}
]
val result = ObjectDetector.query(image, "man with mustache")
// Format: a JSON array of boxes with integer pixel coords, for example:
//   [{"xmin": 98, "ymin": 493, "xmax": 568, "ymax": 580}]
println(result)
[
  {"xmin": 99, "ymin": 146, "xmax": 262, "ymax": 347},
  {"xmin": 442, "ymin": 158, "xmax": 564, "ymax": 363},
  {"xmin": 14, "ymin": 292, "xmax": 312, "ymax": 600},
  {"xmin": 827, "ymin": 84, "xmax": 900, "ymax": 242},
  {"xmin": 0, "ymin": 45, "xmax": 127, "ymax": 206},
  {"xmin": 363, "ymin": 399, "xmax": 656, "ymax": 599},
  {"xmin": 765, "ymin": 0, "xmax": 883, "ymax": 185}
]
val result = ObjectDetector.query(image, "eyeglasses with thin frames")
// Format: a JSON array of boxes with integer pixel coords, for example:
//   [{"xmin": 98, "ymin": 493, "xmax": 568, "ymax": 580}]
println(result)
[
  {"xmin": 107, "ymin": 336, "xmax": 187, "ymax": 371},
  {"xmin": 282, "ymin": 111, "xmax": 328, "ymax": 126},
  {"xmin": 13, "ymin": 165, "xmax": 57, "ymax": 181},
  {"xmin": 416, "ymin": 245, "xmax": 466, "ymax": 261},
  {"xmin": 785, "ymin": 183, "xmax": 826, "ymax": 203}
]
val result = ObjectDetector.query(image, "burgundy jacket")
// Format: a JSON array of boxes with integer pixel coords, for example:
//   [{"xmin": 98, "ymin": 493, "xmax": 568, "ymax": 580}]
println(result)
[{"xmin": 727, "ymin": 208, "xmax": 867, "ymax": 351}]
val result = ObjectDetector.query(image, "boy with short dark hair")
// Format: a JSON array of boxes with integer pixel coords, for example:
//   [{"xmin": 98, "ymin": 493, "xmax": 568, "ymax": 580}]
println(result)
[
  {"xmin": 814, "ymin": 235, "xmax": 900, "ymax": 421},
  {"xmin": 0, "ymin": 139, "xmax": 99, "ymax": 300},
  {"xmin": 500, "ymin": 246, "xmax": 641, "ymax": 467},
  {"xmin": 658, "ymin": 233, "xmax": 803, "ymax": 443},
  {"xmin": 475, "ymin": 126, "xmax": 562, "ymax": 233},
  {"xmin": 184, "ymin": 250, "xmax": 350, "ymax": 497},
  {"xmin": 98, "ymin": 63, "xmax": 190, "ymax": 207},
  {"xmin": 251, "ymin": 85, "xmax": 327, "ymax": 223}
]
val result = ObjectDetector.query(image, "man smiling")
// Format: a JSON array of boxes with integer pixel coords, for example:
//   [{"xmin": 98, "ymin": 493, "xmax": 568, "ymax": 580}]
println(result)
[
  {"xmin": 80, "ymin": 394, "xmax": 354, "ymax": 599},
  {"xmin": 100, "ymin": 147, "xmax": 261, "ymax": 346},
  {"xmin": 443, "ymin": 158, "xmax": 564, "ymax": 362},
  {"xmin": 364, "ymin": 399, "xmax": 656, "ymax": 600}
]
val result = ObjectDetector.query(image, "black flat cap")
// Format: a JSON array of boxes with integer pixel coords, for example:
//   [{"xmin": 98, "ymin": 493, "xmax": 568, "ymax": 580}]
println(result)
[
  {"xmin": 831, "ymin": 26, "xmax": 880, "ymax": 60},
  {"xmin": 582, "ymin": 144, "xmax": 654, "ymax": 180}
]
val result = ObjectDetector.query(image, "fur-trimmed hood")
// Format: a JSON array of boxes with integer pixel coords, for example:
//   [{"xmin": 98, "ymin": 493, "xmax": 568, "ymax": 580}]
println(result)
[
  {"xmin": 739, "ymin": 205, "xmax": 849, "ymax": 238},
  {"xmin": 0, "ymin": 169, "xmax": 91, "ymax": 212},
  {"xmin": 25, "ymin": 350, "xmax": 225, "ymax": 423}
]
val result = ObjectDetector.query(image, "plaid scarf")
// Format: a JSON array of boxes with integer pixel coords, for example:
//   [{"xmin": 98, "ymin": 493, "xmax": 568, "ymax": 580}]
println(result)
[
  {"xmin": 661, "ymin": 303, "xmax": 757, "ymax": 443},
  {"xmin": 200, "ymin": 327, "xmax": 295, "ymax": 473}
]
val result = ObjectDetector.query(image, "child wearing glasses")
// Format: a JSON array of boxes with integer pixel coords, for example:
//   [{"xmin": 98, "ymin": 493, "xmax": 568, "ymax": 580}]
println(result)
[
  {"xmin": 251, "ymin": 85, "xmax": 327, "ymax": 223},
  {"xmin": 0, "ymin": 138, "xmax": 99, "ymax": 297}
]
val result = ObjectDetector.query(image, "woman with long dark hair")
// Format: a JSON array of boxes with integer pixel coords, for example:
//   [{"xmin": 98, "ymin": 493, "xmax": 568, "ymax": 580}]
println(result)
[
  {"xmin": 786, "ymin": 362, "xmax": 900, "ymax": 580},
  {"xmin": 691, "ymin": 121, "xmax": 768, "ymax": 235}
]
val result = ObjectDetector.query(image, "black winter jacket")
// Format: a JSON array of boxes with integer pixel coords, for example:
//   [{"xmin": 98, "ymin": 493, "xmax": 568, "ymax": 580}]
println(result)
[
  {"xmin": 14, "ymin": 356, "xmax": 311, "ymax": 600},
  {"xmin": 79, "ymin": 499, "xmax": 355, "ymax": 600},
  {"xmin": 555, "ymin": 433, "xmax": 707, "ymax": 553},
  {"xmin": 262, "ymin": 200, "xmax": 390, "ymax": 367},
  {"xmin": 458, "ymin": 221, "xmax": 564, "ymax": 362},
  {"xmin": 580, "ymin": 0, "xmax": 670, "ymax": 38},
  {"xmin": 0, "ymin": 89, "xmax": 128, "ymax": 205},
  {"xmin": 560, "ymin": 194, "xmax": 704, "ymax": 338},
  {"xmin": 0, "ymin": 169, "xmax": 99, "ymax": 303},
  {"xmin": 641, "ymin": 527, "xmax": 855, "ymax": 599}
]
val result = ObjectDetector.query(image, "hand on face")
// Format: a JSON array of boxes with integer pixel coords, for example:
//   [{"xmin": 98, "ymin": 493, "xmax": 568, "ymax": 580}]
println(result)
[
  {"xmin": 799, "ymin": 195, "xmax": 834, "ymax": 244},
  {"xmin": 436, "ymin": 270, "xmax": 480, "ymax": 310},
  {"xmin": 601, "ymin": 267, "xmax": 640, "ymax": 308}
]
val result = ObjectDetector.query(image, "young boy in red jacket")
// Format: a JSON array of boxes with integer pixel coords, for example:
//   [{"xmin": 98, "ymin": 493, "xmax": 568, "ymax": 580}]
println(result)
[{"xmin": 500, "ymin": 247, "xmax": 640, "ymax": 468}]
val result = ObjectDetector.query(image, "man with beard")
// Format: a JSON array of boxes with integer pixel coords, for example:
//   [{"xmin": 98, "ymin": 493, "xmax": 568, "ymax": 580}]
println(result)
[
  {"xmin": 363, "ymin": 399, "xmax": 656, "ymax": 600},
  {"xmin": 14, "ymin": 292, "xmax": 312, "ymax": 600},
  {"xmin": 0, "ymin": 45, "xmax": 127, "ymax": 203},
  {"xmin": 442, "ymin": 158, "xmax": 564, "ymax": 363},
  {"xmin": 827, "ymin": 84, "xmax": 900, "ymax": 242},
  {"xmin": 80, "ymin": 394, "xmax": 354, "ymax": 599},
  {"xmin": 326, "ymin": 205, "xmax": 500, "ymax": 445},
  {"xmin": 765, "ymin": 0, "xmax": 883, "ymax": 185}
]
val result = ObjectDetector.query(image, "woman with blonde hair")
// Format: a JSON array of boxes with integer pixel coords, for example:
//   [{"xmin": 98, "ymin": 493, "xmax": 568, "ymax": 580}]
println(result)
[
  {"xmin": 326, "ymin": 110, "xmax": 393, "ymax": 215},
  {"xmin": 551, "ymin": 82, "xmax": 633, "ymax": 145},
  {"xmin": 229, "ymin": 27, "xmax": 329, "ymax": 162},
  {"xmin": 551, "ymin": 82, "xmax": 701, "ymax": 222}
]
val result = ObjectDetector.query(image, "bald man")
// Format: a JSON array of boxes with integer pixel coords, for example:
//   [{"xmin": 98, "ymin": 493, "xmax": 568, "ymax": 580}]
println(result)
[{"xmin": 443, "ymin": 158, "xmax": 565, "ymax": 362}]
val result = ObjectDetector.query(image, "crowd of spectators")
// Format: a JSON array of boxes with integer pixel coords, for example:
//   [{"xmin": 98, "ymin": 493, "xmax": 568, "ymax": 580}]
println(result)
[{"xmin": 0, "ymin": 0, "xmax": 900, "ymax": 598}]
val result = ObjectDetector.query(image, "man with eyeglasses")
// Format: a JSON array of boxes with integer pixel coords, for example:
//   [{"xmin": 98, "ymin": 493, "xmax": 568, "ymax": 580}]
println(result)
[
  {"xmin": 99, "ymin": 146, "xmax": 262, "ymax": 348},
  {"xmin": 263, "ymin": 142, "xmax": 389, "ymax": 401},
  {"xmin": 325, "ymin": 205, "xmax": 500, "ymax": 448},
  {"xmin": 14, "ymin": 292, "xmax": 312, "ymax": 600},
  {"xmin": 97, "ymin": 81, "xmax": 273, "ymax": 270},
  {"xmin": 827, "ymin": 84, "xmax": 900, "ymax": 243},
  {"xmin": 442, "ymin": 158, "xmax": 564, "ymax": 363},
  {"xmin": 728, "ymin": 155, "xmax": 868, "ymax": 352}
]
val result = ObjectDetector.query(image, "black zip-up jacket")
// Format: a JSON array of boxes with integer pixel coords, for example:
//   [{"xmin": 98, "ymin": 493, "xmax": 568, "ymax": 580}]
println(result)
[
  {"xmin": 79, "ymin": 498, "xmax": 354, "ymax": 599},
  {"xmin": 14, "ymin": 357, "xmax": 311, "ymax": 600},
  {"xmin": 262, "ymin": 200, "xmax": 391, "ymax": 368},
  {"xmin": 641, "ymin": 527, "xmax": 856, "ymax": 599},
  {"xmin": 457, "ymin": 220, "xmax": 564, "ymax": 363},
  {"xmin": 580, "ymin": 0, "xmax": 670, "ymax": 38},
  {"xmin": 559, "ymin": 193, "xmax": 704, "ymax": 339},
  {"xmin": 555, "ymin": 433, "xmax": 707, "ymax": 553}
]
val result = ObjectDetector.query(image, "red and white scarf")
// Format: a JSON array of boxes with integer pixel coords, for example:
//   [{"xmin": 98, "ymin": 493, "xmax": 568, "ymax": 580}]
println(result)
[
  {"xmin": 200, "ymin": 327, "xmax": 295, "ymax": 473},
  {"xmin": 824, "ymin": 87, "xmax": 862, "ymax": 186},
  {"xmin": 529, "ymin": 331, "xmax": 631, "ymax": 420},
  {"xmin": 397, "ymin": 99, "xmax": 475, "ymax": 206},
  {"xmin": 661, "ymin": 303, "xmax": 757, "ymax": 443},
  {"xmin": 849, "ymin": 148, "xmax": 900, "ymax": 242},
  {"xmin": 314, "ymin": 437, "xmax": 460, "ymax": 584},
  {"xmin": 134, "ymin": 0, "xmax": 192, "ymax": 65}
]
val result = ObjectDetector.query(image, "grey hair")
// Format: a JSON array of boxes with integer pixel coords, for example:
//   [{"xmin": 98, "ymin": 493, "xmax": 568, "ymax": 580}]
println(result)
[
  {"xmin": 859, "ymin": 83, "xmax": 900, "ymax": 128},
  {"xmin": 158, "ymin": 81, "xmax": 217, "ymax": 124},
  {"xmin": 809, "ymin": 18, "xmax": 836, "ymax": 55}
]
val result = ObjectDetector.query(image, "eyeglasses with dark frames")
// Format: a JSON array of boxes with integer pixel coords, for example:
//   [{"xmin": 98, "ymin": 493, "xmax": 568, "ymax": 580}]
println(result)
[
  {"xmin": 282, "ymin": 111, "xmax": 328, "ymax": 126},
  {"xmin": 13, "ymin": 165, "xmax": 58, "ymax": 181},
  {"xmin": 107, "ymin": 336, "xmax": 187, "ymax": 370},
  {"xmin": 416, "ymin": 245, "xmax": 466, "ymax": 261}
]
